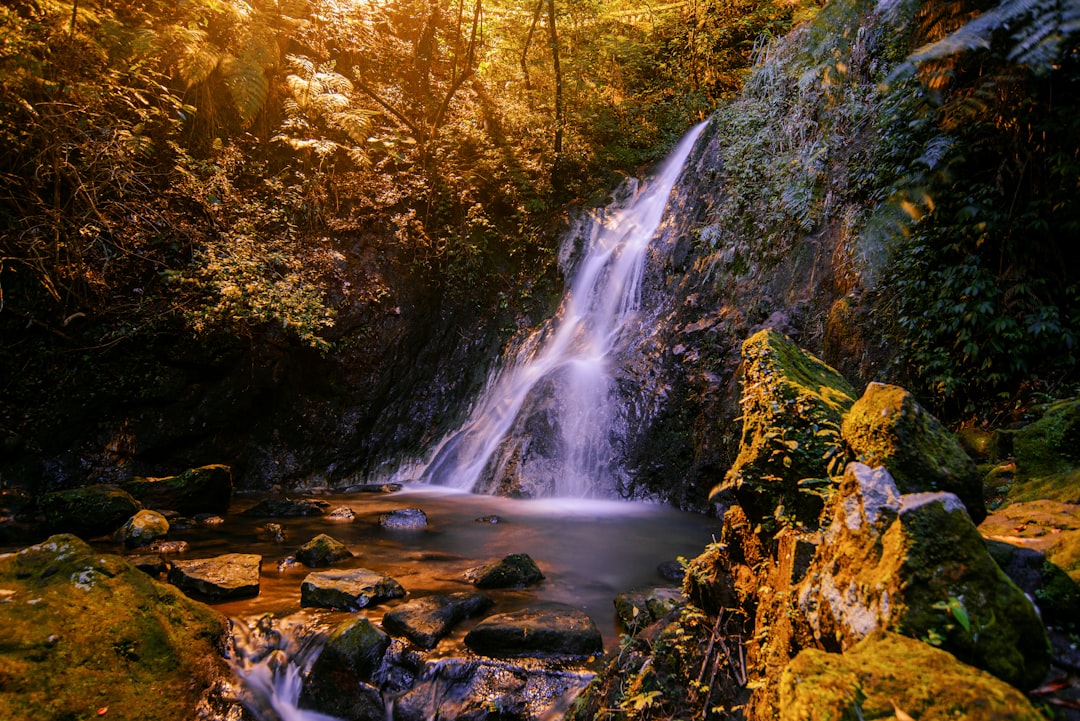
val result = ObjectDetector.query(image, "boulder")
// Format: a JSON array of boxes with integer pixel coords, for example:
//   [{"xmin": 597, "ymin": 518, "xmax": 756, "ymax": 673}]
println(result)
[
  {"xmin": 841, "ymin": 382, "xmax": 985, "ymax": 522},
  {"xmin": 1009, "ymin": 397, "xmax": 1080, "ymax": 503},
  {"xmin": 614, "ymin": 588, "xmax": 683, "ymax": 634},
  {"xmin": 258, "ymin": 522, "xmax": 287, "ymax": 543},
  {"xmin": 301, "ymin": 679, "xmax": 384, "ymax": 721},
  {"xmin": 295, "ymin": 533, "xmax": 353, "ymax": 567},
  {"xmin": 779, "ymin": 632, "xmax": 1043, "ymax": 721},
  {"xmin": 466, "ymin": 553, "xmax": 544, "ymax": 589},
  {"xmin": 379, "ymin": 507, "xmax": 428, "ymax": 529},
  {"xmin": 712, "ymin": 330, "xmax": 856, "ymax": 526},
  {"xmin": 985, "ymin": 540, "xmax": 1080, "ymax": 628},
  {"xmin": 313, "ymin": 616, "xmax": 391, "ymax": 678},
  {"xmin": 168, "ymin": 553, "xmax": 262, "ymax": 600},
  {"xmin": 464, "ymin": 604, "xmax": 603, "ymax": 658},
  {"xmin": 120, "ymin": 464, "xmax": 232, "ymax": 515},
  {"xmin": 326, "ymin": 506, "xmax": 356, "ymax": 521},
  {"xmin": 301, "ymin": 616, "xmax": 392, "ymax": 718},
  {"xmin": 0, "ymin": 535, "xmax": 227, "ymax": 721},
  {"xmin": 241, "ymin": 497, "xmax": 329, "ymax": 518},
  {"xmin": 979, "ymin": 499, "xmax": 1080, "ymax": 584},
  {"xmin": 393, "ymin": 657, "xmax": 594, "ymax": 721},
  {"xmin": 38, "ymin": 484, "xmax": 141, "ymax": 538},
  {"xmin": 117, "ymin": 509, "xmax": 170, "ymax": 547},
  {"xmin": 382, "ymin": 592, "xmax": 493, "ymax": 649},
  {"xmin": 797, "ymin": 463, "xmax": 1050, "ymax": 690},
  {"xmin": 300, "ymin": 568, "xmax": 405, "ymax": 611}
]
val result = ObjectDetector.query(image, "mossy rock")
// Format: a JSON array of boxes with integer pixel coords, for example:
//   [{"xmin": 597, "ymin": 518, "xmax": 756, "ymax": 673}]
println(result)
[
  {"xmin": 295, "ymin": 533, "xmax": 353, "ymax": 567},
  {"xmin": 121, "ymin": 464, "xmax": 233, "ymax": 515},
  {"xmin": 0, "ymin": 534, "xmax": 228, "ymax": 721},
  {"xmin": 979, "ymin": 499, "xmax": 1080, "ymax": 584},
  {"xmin": 38, "ymin": 484, "xmax": 142, "ymax": 538},
  {"xmin": 841, "ymin": 382, "xmax": 985, "ymax": 523},
  {"xmin": 1010, "ymin": 398, "xmax": 1080, "ymax": 503},
  {"xmin": 779, "ymin": 632, "xmax": 1043, "ymax": 720},
  {"xmin": 714, "ymin": 330, "xmax": 856, "ymax": 527},
  {"xmin": 117, "ymin": 509, "xmax": 170, "ymax": 548}
]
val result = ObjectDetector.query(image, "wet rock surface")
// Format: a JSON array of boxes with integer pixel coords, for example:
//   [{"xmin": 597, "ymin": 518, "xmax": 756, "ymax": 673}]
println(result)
[
  {"xmin": 379, "ymin": 507, "xmax": 428, "ymax": 529},
  {"xmin": 464, "ymin": 603, "xmax": 603, "ymax": 658},
  {"xmin": 168, "ymin": 552, "xmax": 262, "ymax": 599},
  {"xmin": 241, "ymin": 497, "xmax": 330, "ymax": 518},
  {"xmin": 120, "ymin": 464, "xmax": 233, "ymax": 515},
  {"xmin": 300, "ymin": 568, "xmax": 406, "ymax": 611},
  {"xmin": 382, "ymin": 591, "xmax": 494, "ymax": 649},
  {"xmin": 294, "ymin": 533, "xmax": 353, "ymax": 567},
  {"xmin": 117, "ymin": 509, "xmax": 170, "ymax": 547},
  {"xmin": 38, "ymin": 484, "xmax": 142, "ymax": 538},
  {"xmin": 465, "ymin": 552, "xmax": 544, "ymax": 589}
]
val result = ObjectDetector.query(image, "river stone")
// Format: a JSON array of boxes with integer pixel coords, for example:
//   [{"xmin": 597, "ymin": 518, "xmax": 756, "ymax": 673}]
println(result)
[
  {"xmin": 300, "ymin": 568, "xmax": 405, "ymax": 611},
  {"xmin": 295, "ymin": 533, "xmax": 353, "ymax": 567},
  {"xmin": 241, "ymin": 497, "xmax": 330, "ymax": 517},
  {"xmin": 382, "ymin": 592, "xmax": 494, "ymax": 649},
  {"xmin": 147, "ymin": 539, "xmax": 189, "ymax": 554},
  {"xmin": 300, "ymin": 679, "xmax": 384, "ymax": 721},
  {"xmin": 466, "ymin": 552, "xmax": 544, "ymax": 589},
  {"xmin": 797, "ymin": 463, "xmax": 1050, "ymax": 690},
  {"xmin": 117, "ymin": 509, "xmax": 170, "ymax": 547},
  {"xmin": 1010, "ymin": 397, "xmax": 1080, "ymax": 503},
  {"xmin": 0, "ymin": 535, "xmax": 228, "ymax": 721},
  {"xmin": 38, "ymin": 484, "xmax": 142, "ymax": 538},
  {"xmin": 779, "ymin": 632, "xmax": 1044, "ymax": 721},
  {"xmin": 464, "ymin": 604, "xmax": 603, "ymax": 658},
  {"xmin": 326, "ymin": 505, "xmax": 356, "ymax": 521},
  {"xmin": 712, "ymin": 329, "xmax": 856, "ymax": 526},
  {"xmin": 393, "ymin": 657, "xmax": 595, "ymax": 721},
  {"xmin": 168, "ymin": 553, "xmax": 262, "ymax": 599},
  {"xmin": 301, "ymin": 615, "xmax": 392, "ymax": 716},
  {"xmin": 120, "ymin": 464, "xmax": 233, "ymax": 515},
  {"xmin": 841, "ymin": 382, "xmax": 986, "ymax": 523},
  {"xmin": 985, "ymin": 539, "xmax": 1080, "ymax": 627},
  {"xmin": 379, "ymin": 507, "xmax": 428, "ymax": 529}
]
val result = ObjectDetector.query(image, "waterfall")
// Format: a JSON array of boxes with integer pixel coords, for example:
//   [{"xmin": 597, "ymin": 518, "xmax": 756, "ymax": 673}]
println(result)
[{"xmin": 411, "ymin": 121, "xmax": 708, "ymax": 498}]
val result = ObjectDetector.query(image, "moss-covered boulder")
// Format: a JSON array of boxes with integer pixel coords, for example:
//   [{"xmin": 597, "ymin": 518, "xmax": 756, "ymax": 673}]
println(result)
[
  {"xmin": 713, "ymin": 330, "xmax": 856, "ymax": 526},
  {"xmin": 797, "ymin": 463, "xmax": 1050, "ymax": 690},
  {"xmin": 779, "ymin": 632, "xmax": 1043, "ymax": 721},
  {"xmin": 295, "ymin": 533, "xmax": 353, "ymax": 567},
  {"xmin": 308, "ymin": 616, "xmax": 391, "ymax": 680},
  {"xmin": 117, "ymin": 509, "xmax": 170, "ymax": 547},
  {"xmin": 0, "ymin": 534, "xmax": 228, "ymax": 721},
  {"xmin": 38, "ymin": 484, "xmax": 142, "ymax": 537},
  {"xmin": 985, "ymin": 540, "xmax": 1080, "ymax": 628},
  {"xmin": 1009, "ymin": 398, "xmax": 1080, "ymax": 503},
  {"xmin": 465, "ymin": 552, "xmax": 545, "ymax": 589},
  {"xmin": 979, "ymin": 499, "xmax": 1080, "ymax": 584},
  {"xmin": 841, "ymin": 382, "xmax": 985, "ymax": 523},
  {"xmin": 121, "ymin": 464, "xmax": 233, "ymax": 515}
]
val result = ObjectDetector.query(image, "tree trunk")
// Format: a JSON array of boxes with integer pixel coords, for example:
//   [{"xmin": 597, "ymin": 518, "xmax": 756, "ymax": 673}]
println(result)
[{"xmin": 546, "ymin": 0, "xmax": 563, "ymax": 187}]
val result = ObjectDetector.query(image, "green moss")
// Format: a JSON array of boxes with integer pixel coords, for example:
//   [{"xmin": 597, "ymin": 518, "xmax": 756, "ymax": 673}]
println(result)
[
  {"xmin": 37, "ymin": 485, "xmax": 142, "ymax": 537},
  {"xmin": 1047, "ymin": 529, "xmax": 1080, "ymax": 585},
  {"xmin": 1011, "ymin": 398, "xmax": 1080, "ymax": 503}
]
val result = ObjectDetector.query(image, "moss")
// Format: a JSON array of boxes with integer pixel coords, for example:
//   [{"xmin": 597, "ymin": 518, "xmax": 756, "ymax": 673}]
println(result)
[
  {"xmin": 37, "ymin": 485, "xmax": 142, "ymax": 537},
  {"xmin": 1010, "ymin": 398, "xmax": 1080, "ymax": 503},
  {"xmin": 0, "ymin": 535, "xmax": 227, "ymax": 721},
  {"xmin": 1047, "ymin": 529, "xmax": 1080, "ymax": 585}
]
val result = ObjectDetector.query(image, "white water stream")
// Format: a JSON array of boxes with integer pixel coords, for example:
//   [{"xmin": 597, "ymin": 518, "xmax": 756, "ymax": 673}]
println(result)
[{"xmin": 411, "ymin": 121, "xmax": 707, "ymax": 497}]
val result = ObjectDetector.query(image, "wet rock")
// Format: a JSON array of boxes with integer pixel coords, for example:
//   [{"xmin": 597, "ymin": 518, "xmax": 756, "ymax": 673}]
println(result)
[
  {"xmin": 128, "ymin": 553, "xmax": 167, "ymax": 576},
  {"xmin": 466, "ymin": 552, "xmax": 544, "ymax": 589},
  {"xmin": 379, "ymin": 507, "xmax": 428, "ymax": 529},
  {"xmin": 295, "ymin": 533, "xmax": 353, "ymax": 567},
  {"xmin": 168, "ymin": 553, "xmax": 262, "ymax": 600},
  {"xmin": 241, "ymin": 497, "xmax": 330, "ymax": 518},
  {"xmin": 656, "ymin": 559, "xmax": 685, "ymax": 583},
  {"xmin": 979, "ymin": 499, "xmax": 1080, "ymax": 583},
  {"xmin": 258, "ymin": 522, "xmax": 287, "ymax": 543},
  {"xmin": 326, "ymin": 506, "xmax": 356, "ymax": 521},
  {"xmin": 38, "ymin": 484, "xmax": 142, "ymax": 537},
  {"xmin": 0, "ymin": 535, "xmax": 228, "ymax": 721},
  {"xmin": 117, "ymin": 509, "xmax": 170, "ymax": 547},
  {"xmin": 779, "ymin": 632, "xmax": 1043, "ymax": 721},
  {"xmin": 121, "ymin": 464, "xmax": 233, "ymax": 515},
  {"xmin": 277, "ymin": 556, "xmax": 300, "ymax": 572},
  {"xmin": 711, "ymin": 330, "xmax": 855, "ymax": 526},
  {"xmin": 985, "ymin": 540, "xmax": 1080, "ymax": 628},
  {"xmin": 301, "ymin": 679, "xmax": 384, "ymax": 721},
  {"xmin": 300, "ymin": 568, "xmax": 405, "ymax": 611},
  {"xmin": 382, "ymin": 592, "xmax": 494, "ymax": 649},
  {"xmin": 147, "ymin": 539, "xmax": 189, "ymax": 554},
  {"xmin": 841, "ymin": 382, "xmax": 985, "ymax": 523},
  {"xmin": 464, "ymin": 604, "xmax": 603, "ymax": 658},
  {"xmin": 614, "ymin": 588, "xmax": 684, "ymax": 634},
  {"xmin": 474, "ymin": 514, "xmax": 504, "ymax": 524},
  {"xmin": 393, "ymin": 657, "xmax": 594, "ymax": 721},
  {"xmin": 195, "ymin": 513, "xmax": 225, "ymax": 526},
  {"xmin": 797, "ymin": 463, "xmax": 1050, "ymax": 690},
  {"xmin": 316, "ymin": 615, "xmax": 391, "ymax": 677},
  {"xmin": 301, "ymin": 615, "xmax": 393, "ymax": 717},
  {"xmin": 1010, "ymin": 397, "xmax": 1080, "ymax": 503},
  {"xmin": 340, "ymin": 482, "xmax": 403, "ymax": 494}
]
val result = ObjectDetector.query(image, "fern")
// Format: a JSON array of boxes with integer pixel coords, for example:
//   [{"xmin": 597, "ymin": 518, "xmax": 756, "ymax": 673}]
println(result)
[
  {"xmin": 222, "ymin": 54, "xmax": 269, "ymax": 124},
  {"xmin": 175, "ymin": 27, "xmax": 222, "ymax": 88}
]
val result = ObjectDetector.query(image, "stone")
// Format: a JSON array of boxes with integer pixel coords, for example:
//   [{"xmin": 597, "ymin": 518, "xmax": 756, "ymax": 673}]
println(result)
[
  {"xmin": 38, "ymin": 484, "xmax": 142, "ymax": 538},
  {"xmin": 258, "ymin": 522, "xmax": 287, "ymax": 543},
  {"xmin": 326, "ymin": 506, "xmax": 356, "ymax": 521},
  {"xmin": 985, "ymin": 540, "xmax": 1080, "ymax": 628},
  {"xmin": 300, "ymin": 679, "xmax": 384, "ymax": 721},
  {"xmin": 614, "ymin": 588, "xmax": 683, "ymax": 634},
  {"xmin": 120, "ymin": 464, "xmax": 233, "ymax": 515},
  {"xmin": 147, "ymin": 539, "xmax": 189, "ymax": 554},
  {"xmin": 307, "ymin": 616, "xmax": 391, "ymax": 682},
  {"xmin": 300, "ymin": 568, "xmax": 405, "ymax": 611},
  {"xmin": 117, "ymin": 509, "xmax": 170, "ymax": 547},
  {"xmin": 464, "ymin": 604, "xmax": 603, "ymax": 658},
  {"xmin": 168, "ymin": 553, "xmax": 262, "ymax": 600},
  {"xmin": 712, "ymin": 330, "xmax": 856, "ymax": 526},
  {"xmin": 295, "ymin": 533, "xmax": 353, "ymax": 567},
  {"xmin": 0, "ymin": 535, "xmax": 227, "ymax": 721},
  {"xmin": 779, "ymin": 632, "xmax": 1043, "ymax": 721},
  {"xmin": 797, "ymin": 463, "xmax": 1051, "ymax": 690},
  {"xmin": 393, "ymin": 657, "xmax": 594, "ymax": 721},
  {"xmin": 379, "ymin": 507, "xmax": 428, "ymax": 529},
  {"xmin": 1009, "ymin": 397, "xmax": 1080, "ymax": 503},
  {"xmin": 382, "ymin": 592, "xmax": 494, "ymax": 649},
  {"xmin": 841, "ymin": 382, "xmax": 986, "ymax": 523},
  {"xmin": 128, "ymin": 553, "xmax": 167, "ymax": 576},
  {"xmin": 241, "ymin": 497, "xmax": 329, "ymax": 517},
  {"xmin": 978, "ymin": 499, "xmax": 1080, "ymax": 583},
  {"xmin": 656, "ymin": 559, "xmax": 685, "ymax": 583},
  {"xmin": 466, "ymin": 553, "xmax": 544, "ymax": 589}
]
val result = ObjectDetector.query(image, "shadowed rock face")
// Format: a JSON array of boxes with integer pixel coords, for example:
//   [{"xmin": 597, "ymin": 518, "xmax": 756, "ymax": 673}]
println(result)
[
  {"xmin": 120, "ymin": 464, "xmax": 233, "ymax": 515},
  {"xmin": 465, "ymin": 552, "xmax": 545, "ymax": 589},
  {"xmin": 464, "ymin": 604, "xmax": 603, "ymax": 658},
  {"xmin": 38, "ymin": 484, "xmax": 142, "ymax": 538},
  {"xmin": 382, "ymin": 592, "xmax": 493, "ymax": 649}
]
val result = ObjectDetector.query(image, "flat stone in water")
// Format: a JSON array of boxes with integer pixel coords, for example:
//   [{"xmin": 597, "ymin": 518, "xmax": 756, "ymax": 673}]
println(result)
[
  {"xmin": 300, "ymin": 568, "xmax": 406, "ymax": 611},
  {"xmin": 466, "ymin": 553, "xmax": 544, "ymax": 589},
  {"xmin": 464, "ymin": 603, "xmax": 602, "ymax": 658},
  {"xmin": 382, "ymin": 592, "xmax": 494, "ymax": 649},
  {"xmin": 168, "ymin": 553, "xmax": 261, "ymax": 599},
  {"xmin": 379, "ymin": 508, "xmax": 428, "ymax": 529},
  {"xmin": 326, "ymin": 506, "xmax": 356, "ymax": 521}
]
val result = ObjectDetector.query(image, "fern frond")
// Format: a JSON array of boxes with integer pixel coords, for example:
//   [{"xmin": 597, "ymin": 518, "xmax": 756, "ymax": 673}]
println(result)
[
  {"xmin": 175, "ymin": 28, "xmax": 222, "ymax": 88},
  {"xmin": 314, "ymin": 93, "xmax": 350, "ymax": 115},
  {"xmin": 333, "ymin": 110, "xmax": 374, "ymax": 144},
  {"xmin": 222, "ymin": 54, "xmax": 269, "ymax": 124}
]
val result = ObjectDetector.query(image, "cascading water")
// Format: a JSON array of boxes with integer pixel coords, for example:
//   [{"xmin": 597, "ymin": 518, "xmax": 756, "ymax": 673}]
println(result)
[{"xmin": 411, "ymin": 121, "xmax": 708, "ymax": 497}]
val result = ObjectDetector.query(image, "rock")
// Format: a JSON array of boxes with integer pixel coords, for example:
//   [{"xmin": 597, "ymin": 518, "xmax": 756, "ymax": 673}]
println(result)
[
  {"xmin": 474, "ymin": 514, "xmax": 504, "ymax": 524},
  {"xmin": 117, "ymin": 509, "xmax": 170, "ymax": 547},
  {"xmin": 38, "ymin": 484, "xmax": 142, "ymax": 538},
  {"xmin": 656, "ymin": 559, "xmax": 685, "ymax": 583},
  {"xmin": 258, "ymin": 522, "xmax": 287, "ymax": 543},
  {"xmin": 382, "ymin": 592, "xmax": 494, "ymax": 649},
  {"xmin": 120, "ymin": 464, "xmax": 233, "ymax": 515},
  {"xmin": 195, "ymin": 513, "xmax": 225, "ymax": 526},
  {"xmin": 464, "ymin": 604, "xmax": 603, "ymax": 658},
  {"xmin": 128, "ymin": 553, "xmax": 167, "ymax": 576},
  {"xmin": 295, "ymin": 533, "xmax": 353, "ymax": 567},
  {"xmin": 978, "ymin": 499, "xmax": 1080, "ymax": 583},
  {"xmin": 841, "ymin": 382, "xmax": 986, "ymax": 523},
  {"xmin": 315, "ymin": 615, "xmax": 391, "ymax": 677},
  {"xmin": 614, "ymin": 588, "xmax": 683, "ymax": 634},
  {"xmin": 326, "ymin": 506, "xmax": 356, "ymax": 521},
  {"xmin": 300, "ymin": 614, "xmax": 393, "ymax": 717},
  {"xmin": 797, "ymin": 463, "xmax": 1051, "ymax": 690},
  {"xmin": 168, "ymin": 553, "xmax": 262, "ymax": 600},
  {"xmin": 241, "ymin": 497, "xmax": 330, "ymax": 517},
  {"xmin": 779, "ymin": 632, "xmax": 1044, "ymax": 721},
  {"xmin": 985, "ymin": 540, "xmax": 1080, "ymax": 628},
  {"xmin": 0, "ymin": 535, "xmax": 228, "ymax": 721},
  {"xmin": 393, "ymin": 657, "xmax": 594, "ymax": 721},
  {"xmin": 340, "ymin": 482, "xmax": 403, "ymax": 494},
  {"xmin": 301, "ymin": 679, "xmax": 384, "ymax": 721},
  {"xmin": 466, "ymin": 553, "xmax": 544, "ymax": 589},
  {"xmin": 712, "ymin": 330, "xmax": 856, "ymax": 526},
  {"xmin": 1010, "ymin": 397, "xmax": 1080, "ymax": 503},
  {"xmin": 379, "ymin": 507, "xmax": 428, "ymax": 529},
  {"xmin": 147, "ymin": 539, "xmax": 189, "ymax": 554},
  {"xmin": 300, "ymin": 568, "xmax": 405, "ymax": 611}
]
